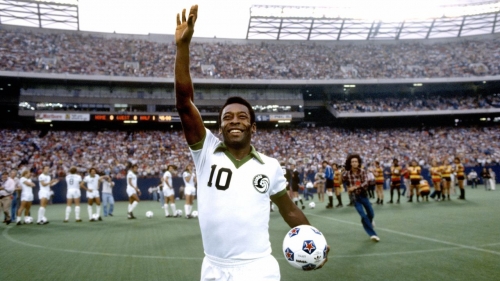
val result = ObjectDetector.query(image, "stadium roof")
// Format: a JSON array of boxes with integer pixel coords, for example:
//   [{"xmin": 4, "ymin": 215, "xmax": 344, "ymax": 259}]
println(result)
[{"xmin": 246, "ymin": 1, "xmax": 500, "ymax": 40}]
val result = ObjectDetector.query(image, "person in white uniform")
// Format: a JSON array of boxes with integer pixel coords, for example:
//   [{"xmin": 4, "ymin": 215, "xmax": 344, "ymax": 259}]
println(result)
[
  {"xmin": 64, "ymin": 167, "xmax": 82, "ymax": 222},
  {"xmin": 174, "ymin": 5, "xmax": 329, "ymax": 280},
  {"xmin": 126, "ymin": 164, "xmax": 141, "ymax": 219},
  {"xmin": 81, "ymin": 168, "xmax": 107, "ymax": 221},
  {"xmin": 37, "ymin": 166, "xmax": 59, "ymax": 224},
  {"xmin": 163, "ymin": 165, "xmax": 179, "ymax": 217},
  {"xmin": 183, "ymin": 163, "xmax": 197, "ymax": 218},
  {"xmin": 16, "ymin": 170, "xmax": 35, "ymax": 225}
]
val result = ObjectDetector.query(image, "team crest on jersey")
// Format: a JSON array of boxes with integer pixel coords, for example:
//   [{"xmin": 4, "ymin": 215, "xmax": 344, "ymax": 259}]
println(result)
[{"xmin": 252, "ymin": 174, "xmax": 270, "ymax": 193}]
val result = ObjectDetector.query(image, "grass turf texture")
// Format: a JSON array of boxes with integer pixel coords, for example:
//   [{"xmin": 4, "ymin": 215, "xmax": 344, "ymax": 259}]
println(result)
[{"xmin": 1, "ymin": 186, "xmax": 498, "ymax": 281}]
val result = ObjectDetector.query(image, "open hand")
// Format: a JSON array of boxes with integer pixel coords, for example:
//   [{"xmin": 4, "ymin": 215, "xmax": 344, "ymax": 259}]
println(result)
[{"xmin": 175, "ymin": 5, "xmax": 198, "ymax": 46}]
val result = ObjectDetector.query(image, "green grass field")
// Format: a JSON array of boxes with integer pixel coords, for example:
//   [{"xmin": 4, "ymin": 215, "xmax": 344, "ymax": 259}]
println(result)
[{"xmin": 1, "ymin": 186, "xmax": 499, "ymax": 281}]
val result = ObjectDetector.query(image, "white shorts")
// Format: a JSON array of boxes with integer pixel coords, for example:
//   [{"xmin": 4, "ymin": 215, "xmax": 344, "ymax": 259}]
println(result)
[
  {"xmin": 67, "ymin": 189, "xmax": 81, "ymax": 199},
  {"xmin": 163, "ymin": 187, "xmax": 175, "ymax": 197},
  {"xmin": 38, "ymin": 189, "xmax": 51, "ymax": 200},
  {"xmin": 184, "ymin": 186, "xmax": 196, "ymax": 196},
  {"xmin": 201, "ymin": 254, "xmax": 280, "ymax": 281},
  {"xmin": 126, "ymin": 187, "xmax": 137, "ymax": 197},
  {"xmin": 21, "ymin": 193, "xmax": 34, "ymax": 202},
  {"xmin": 86, "ymin": 190, "xmax": 100, "ymax": 199}
]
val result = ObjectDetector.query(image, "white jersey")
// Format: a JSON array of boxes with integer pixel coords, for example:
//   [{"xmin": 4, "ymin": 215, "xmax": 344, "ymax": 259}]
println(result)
[
  {"xmin": 127, "ymin": 170, "xmax": 137, "ymax": 189},
  {"xmin": 20, "ymin": 177, "xmax": 33, "ymax": 197},
  {"xmin": 83, "ymin": 175, "xmax": 100, "ymax": 191},
  {"xmin": 183, "ymin": 171, "xmax": 196, "ymax": 188},
  {"xmin": 163, "ymin": 171, "xmax": 173, "ymax": 190},
  {"xmin": 190, "ymin": 129, "xmax": 286, "ymax": 260},
  {"xmin": 66, "ymin": 174, "xmax": 82, "ymax": 190},
  {"xmin": 38, "ymin": 173, "xmax": 51, "ymax": 192}
]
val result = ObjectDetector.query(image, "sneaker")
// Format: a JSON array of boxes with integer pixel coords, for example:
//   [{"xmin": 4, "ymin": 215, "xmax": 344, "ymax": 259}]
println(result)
[
  {"xmin": 108, "ymin": 213, "xmax": 113, "ymax": 217},
  {"xmin": 89, "ymin": 219, "xmax": 95, "ymax": 222},
  {"xmin": 98, "ymin": 216, "xmax": 103, "ymax": 221},
  {"xmin": 301, "ymin": 205, "xmax": 305, "ymax": 210},
  {"xmin": 370, "ymin": 235, "xmax": 380, "ymax": 242},
  {"xmin": 387, "ymin": 200, "xmax": 393, "ymax": 204},
  {"xmin": 16, "ymin": 221, "xmax": 22, "ymax": 226},
  {"xmin": 326, "ymin": 204, "xmax": 333, "ymax": 209},
  {"xmin": 63, "ymin": 220, "xmax": 69, "ymax": 223},
  {"xmin": 165, "ymin": 215, "xmax": 173, "ymax": 218},
  {"xmin": 185, "ymin": 215, "xmax": 192, "ymax": 219},
  {"xmin": 76, "ymin": 219, "xmax": 82, "ymax": 222},
  {"xmin": 335, "ymin": 204, "xmax": 343, "ymax": 208}
]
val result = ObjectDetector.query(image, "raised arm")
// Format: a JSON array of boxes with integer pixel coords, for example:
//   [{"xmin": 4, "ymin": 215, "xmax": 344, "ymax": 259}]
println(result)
[{"xmin": 175, "ymin": 5, "xmax": 205, "ymax": 145}]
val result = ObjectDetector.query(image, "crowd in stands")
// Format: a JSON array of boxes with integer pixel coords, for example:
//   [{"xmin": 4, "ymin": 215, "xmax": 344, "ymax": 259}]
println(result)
[
  {"xmin": 332, "ymin": 94, "xmax": 500, "ymax": 113},
  {"xmin": 2, "ymin": 27, "xmax": 500, "ymax": 80},
  {"xmin": 1, "ymin": 126, "xmax": 498, "ymax": 181}
]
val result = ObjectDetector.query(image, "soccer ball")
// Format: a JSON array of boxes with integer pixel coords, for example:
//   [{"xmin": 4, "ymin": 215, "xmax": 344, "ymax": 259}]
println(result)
[
  {"xmin": 176, "ymin": 210, "xmax": 183, "ymax": 216},
  {"xmin": 92, "ymin": 213, "xmax": 99, "ymax": 220},
  {"xmin": 146, "ymin": 211, "xmax": 154, "ymax": 218},
  {"xmin": 24, "ymin": 216, "xmax": 33, "ymax": 224},
  {"xmin": 308, "ymin": 202, "xmax": 316, "ymax": 209},
  {"xmin": 283, "ymin": 225, "xmax": 328, "ymax": 271},
  {"xmin": 191, "ymin": 210, "xmax": 198, "ymax": 218}
]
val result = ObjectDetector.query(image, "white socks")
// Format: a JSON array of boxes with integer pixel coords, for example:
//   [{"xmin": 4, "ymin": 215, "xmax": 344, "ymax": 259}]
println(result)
[
  {"xmin": 37, "ymin": 207, "xmax": 45, "ymax": 222},
  {"xmin": 75, "ymin": 206, "xmax": 80, "ymax": 220},
  {"xmin": 170, "ymin": 203, "xmax": 177, "ymax": 215},
  {"xmin": 164, "ymin": 204, "xmax": 169, "ymax": 216},
  {"xmin": 88, "ymin": 205, "xmax": 93, "ymax": 219},
  {"xmin": 65, "ymin": 206, "xmax": 71, "ymax": 220}
]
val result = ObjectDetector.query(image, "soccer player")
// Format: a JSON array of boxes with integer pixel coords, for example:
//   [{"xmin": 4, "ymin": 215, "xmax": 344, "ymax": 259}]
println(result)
[
  {"xmin": 174, "ymin": 5, "xmax": 328, "ymax": 279},
  {"xmin": 126, "ymin": 164, "xmax": 141, "ymax": 219},
  {"xmin": 407, "ymin": 160, "xmax": 421, "ymax": 202},
  {"xmin": 388, "ymin": 158, "xmax": 402, "ymax": 204},
  {"xmin": 81, "ymin": 168, "xmax": 107, "ymax": 221},
  {"xmin": 454, "ymin": 157, "xmax": 466, "ymax": 200},
  {"xmin": 333, "ymin": 163, "xmax": 344, "ymax": 207},
  {"xmin": 182, "ymin": 163, "xmax": 197, "ymax": 218},
  {"xmin": 64, "ymin": 167, "xmax": 82, "ymax": 222},
  {"xmin": 374, "ymin": 161, "xmax": 385, "ymax": 204},
  {"xmin": 163, "ymin": 165, "xmax": 180, "ymax": 217},
  {"xmin": 37, "ymin": 166, "xmax": 59, "ymax": 224},
  {"xmin": 16, "ymin": 170, "xmax": 35, "ymax": 225},
  {"xmin": 290, "ymin": 163, "xmax": 305, "ymax": 210},
  {"xmin": 322, "ymin": 160, "xmax": 335, "ymax": 208}
]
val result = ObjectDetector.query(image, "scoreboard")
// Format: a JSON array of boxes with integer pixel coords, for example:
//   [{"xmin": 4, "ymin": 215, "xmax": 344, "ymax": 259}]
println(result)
[{"xmin": 91, "ymin": 114, "xmax": 177, "ymax": 122}]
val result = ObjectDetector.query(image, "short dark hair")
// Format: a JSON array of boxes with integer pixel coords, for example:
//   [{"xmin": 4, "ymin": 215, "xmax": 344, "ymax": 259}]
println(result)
[
  {"xmin": 345, "ymin": 154, "xmax": 363, "ymax": 171},
  {"xmin": 218, "ymin": 96, "xmax": 255, "ymax": 126}
]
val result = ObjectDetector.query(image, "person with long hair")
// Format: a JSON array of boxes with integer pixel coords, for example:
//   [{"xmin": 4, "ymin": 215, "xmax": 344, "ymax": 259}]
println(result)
[
  {"xmin": 454, "ymin": 157, "xmax": 466, "ymax": 200},
  {"xmin": 374, "ymin": 161, "xmax": 385, "ymax": 205},
  {"xmin": 15, "ymin": 170, "xmax": 35, "ymax": 225},
  {"xmin": 342, "ymin": 154, "xmax": 379, "ymax": 242},
  {"xmin": 388, "ymin": 159, "xmax": 402, "ymax": 204}
]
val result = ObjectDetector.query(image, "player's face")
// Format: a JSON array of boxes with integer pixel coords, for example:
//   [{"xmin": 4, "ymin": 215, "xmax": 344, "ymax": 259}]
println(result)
[
  {"xmin": 43, "ymin": 166, "xmax": 50, "ymax": 174},
  {"xmin": 220, "ymin": 103, "xmax": 256, "ymax": 149}
]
